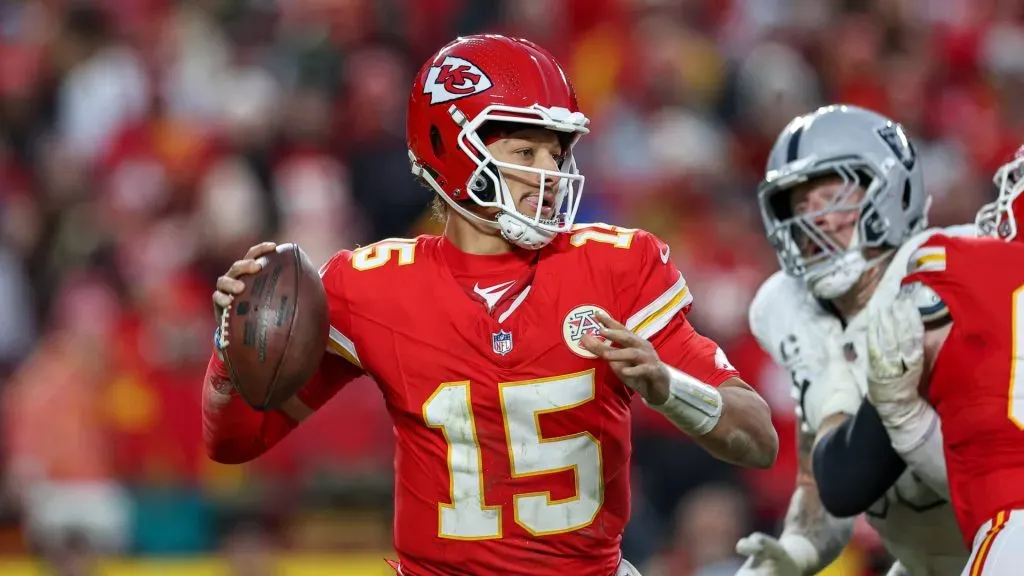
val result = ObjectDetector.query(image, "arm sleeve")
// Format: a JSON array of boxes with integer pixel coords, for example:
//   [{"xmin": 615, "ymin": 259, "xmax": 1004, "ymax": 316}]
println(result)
[
  {"xmin": 811, "ymin": 400, "xmax": 907, "ymax": 517},
  {"xmin": 202, "ymin": 350, "xmax": 362, "ymax": 464},
  {"xmin": 650, "ymin": 314, "xmax": 739, "ymax": 387}
]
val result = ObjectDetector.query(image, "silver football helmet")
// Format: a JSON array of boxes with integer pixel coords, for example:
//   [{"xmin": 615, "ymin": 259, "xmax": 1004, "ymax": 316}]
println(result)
[{"xmin": 758, "ymin": 104, "xmax": 930, "ymax": 299}]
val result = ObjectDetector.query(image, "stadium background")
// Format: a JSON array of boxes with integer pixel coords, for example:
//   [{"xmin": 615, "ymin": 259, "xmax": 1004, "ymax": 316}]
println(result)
[{"xmin": 0, "ymin": 0, "xmax": 1019, "ymax": 574}]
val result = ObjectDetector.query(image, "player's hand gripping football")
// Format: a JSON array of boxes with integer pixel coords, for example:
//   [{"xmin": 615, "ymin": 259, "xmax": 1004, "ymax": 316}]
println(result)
[
  {"xmin": 734, "ymin": 533, "xmax": 804, "ymax": 576},
  {"xmin": 866, "ymin": 291, "xmax": 925, "ymax": 418},
  {"xmin": 211, "ymin": 241, "xmax": 278, "ymax": 348},
  {"xmin": 579, "ymin": 311, "xmax": 670, "ymax": 405}
]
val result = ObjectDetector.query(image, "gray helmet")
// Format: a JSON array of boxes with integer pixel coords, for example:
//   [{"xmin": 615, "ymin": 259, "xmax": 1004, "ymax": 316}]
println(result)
[{"xmin": 758, "ymin": 104, "xmax": 929, "ymax": 296}]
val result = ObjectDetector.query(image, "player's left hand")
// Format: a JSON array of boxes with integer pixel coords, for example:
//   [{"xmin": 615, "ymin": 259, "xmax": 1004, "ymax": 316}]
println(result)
[
  {"xmin": 580, "ymin": 311, "xmax": 670, "ymax": 405},
  {"xmin": 866, "ymin": 291, "xmax": 924, "ymax": 416}
]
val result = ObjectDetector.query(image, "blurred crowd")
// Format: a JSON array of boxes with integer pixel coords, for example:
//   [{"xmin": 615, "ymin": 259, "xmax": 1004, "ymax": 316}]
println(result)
[{"xmin": 0, "ymin": 0, "xmax": 1021, "ymax": 574}]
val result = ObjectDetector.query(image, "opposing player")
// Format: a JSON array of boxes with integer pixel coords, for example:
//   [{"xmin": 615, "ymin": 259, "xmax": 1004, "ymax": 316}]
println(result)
[
  {"xmin": 865, "ymin": 146, "xmax": 1024, "ymax": 575},
  {"xmin": 736, "ymin": 105, "xmax": 968, "ymax": 576},
  {"xmin": 201, "ymin": 35, "xmax": 778, "ymax": 576}
]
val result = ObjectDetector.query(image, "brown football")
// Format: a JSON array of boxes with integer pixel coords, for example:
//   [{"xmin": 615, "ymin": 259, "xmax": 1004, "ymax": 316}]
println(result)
[{"xmin": 222, "ymin": 243, "xmax": 329, "ymax": 411}]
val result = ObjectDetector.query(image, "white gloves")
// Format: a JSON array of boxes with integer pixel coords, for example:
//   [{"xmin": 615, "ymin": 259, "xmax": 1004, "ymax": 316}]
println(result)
[
  {"xmin": 866, "ymin": 291, "xmax": 926, "ymax": 426},
  {"xmin": 734, "ymin": 533, "xmax": 818, "ymax": 576}
]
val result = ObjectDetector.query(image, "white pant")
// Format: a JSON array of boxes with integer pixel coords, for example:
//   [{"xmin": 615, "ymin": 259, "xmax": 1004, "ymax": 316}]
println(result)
[
  {"xmin": 960, "ymin": 510, "xmax": 1024, "ymax": 576},
  {"xmin": 618, "ymin": 558, "xmax": 642, "ymax": 576}
]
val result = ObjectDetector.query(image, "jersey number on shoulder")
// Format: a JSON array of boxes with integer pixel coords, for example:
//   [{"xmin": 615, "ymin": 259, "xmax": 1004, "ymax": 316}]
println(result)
[
  {"xmin": 1009, "ymin": 286, "xmax": 1024, "ymax": 429},
  {"xmin": 422, "ymin": 370, "xmax": 602, "ymax": 540},
  {"xmin": 351, "ymin": 239, "xmax": 417, "ymax": 271},
  {"xmin": 569, "ymin": 223, "xmax": 636, "ymax": 249}
]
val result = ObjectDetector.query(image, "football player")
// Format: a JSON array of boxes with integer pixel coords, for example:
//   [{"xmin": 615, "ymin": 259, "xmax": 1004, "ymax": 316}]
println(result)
[
  {"xmin": 736, "ymin": 104, "xmax": 968, "ymax": 576},
  {"xmin": 201, "ymin": 35, "xmax": 778, "ymax": 576},
  {"xmin": 864, "ymin": 145, "xmax": 1024, "ymax": 576}
]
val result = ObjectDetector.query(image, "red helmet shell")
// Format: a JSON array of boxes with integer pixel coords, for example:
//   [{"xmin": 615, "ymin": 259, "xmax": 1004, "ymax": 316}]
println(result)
[{"xmin": 407, "ymin": 34, "xmax": 582, "ymax": 201}]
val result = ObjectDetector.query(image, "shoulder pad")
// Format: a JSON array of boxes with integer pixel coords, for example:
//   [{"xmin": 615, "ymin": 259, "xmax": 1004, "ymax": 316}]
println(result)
[
  {"xmin": 749, "ymin": 272, "xmax": 813, "ymax": 361},
  {"xmin": 937, "ymin": 223, "xmax": 979, "ymax": 238}
]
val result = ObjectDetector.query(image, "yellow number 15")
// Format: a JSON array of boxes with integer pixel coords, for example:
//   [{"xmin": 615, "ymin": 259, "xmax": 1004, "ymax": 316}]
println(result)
[{"xmin": 421, "ymin": 370, "xmax": 604, "ymax": 540}]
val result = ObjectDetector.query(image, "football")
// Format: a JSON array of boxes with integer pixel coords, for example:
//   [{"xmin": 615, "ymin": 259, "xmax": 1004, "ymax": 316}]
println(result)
[{"xmin": 222, "ymin": 243, "xmax": 329, "ymax": 411}]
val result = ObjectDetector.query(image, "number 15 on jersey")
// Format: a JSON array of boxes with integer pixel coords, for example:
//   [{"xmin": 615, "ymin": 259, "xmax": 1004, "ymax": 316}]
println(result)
[{"xmin": 422, "ymin": 370, "xmax": 605, "ymax": 540}]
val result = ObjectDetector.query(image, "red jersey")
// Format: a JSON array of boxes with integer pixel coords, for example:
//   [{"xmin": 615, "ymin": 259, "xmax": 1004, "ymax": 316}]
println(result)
[
  {"xmin": 904, "ymin": 234, "xmax": 1024, "ymax": 542},
  {"xmin": 315, "ymin": 224, "xmax": 738, "ymax": 576}
]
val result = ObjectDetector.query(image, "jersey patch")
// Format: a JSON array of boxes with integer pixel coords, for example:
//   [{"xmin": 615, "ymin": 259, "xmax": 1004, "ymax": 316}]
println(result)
[{"xmin": 563, "ymin": 304, "xmax": 610, "ymax": 358}]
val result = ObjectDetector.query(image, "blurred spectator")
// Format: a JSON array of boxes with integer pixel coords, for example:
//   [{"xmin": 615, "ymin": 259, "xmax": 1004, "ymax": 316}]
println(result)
[{"xmin": 0, "ymin": 0, "xmax": 1014, "ymax": 571}]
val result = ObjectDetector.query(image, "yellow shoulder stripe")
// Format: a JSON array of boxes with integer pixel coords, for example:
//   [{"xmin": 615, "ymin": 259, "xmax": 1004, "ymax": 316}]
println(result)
[{"xmin": 626, "ymin": 272, "xmax": 692, "ymax": 341}]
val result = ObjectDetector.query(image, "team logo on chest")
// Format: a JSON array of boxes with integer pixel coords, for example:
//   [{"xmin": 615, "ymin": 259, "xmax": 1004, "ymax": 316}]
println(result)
[
  {"xmin": 563, "ymin": 304, "xmax": 609, "ymax": 358},
  {"xmin": 492, "ymin": 329, "xmax": 514, "ymax": 356}
]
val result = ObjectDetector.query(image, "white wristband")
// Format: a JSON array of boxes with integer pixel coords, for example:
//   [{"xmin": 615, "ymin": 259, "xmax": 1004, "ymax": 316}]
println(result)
[
  {"xmin": 644, "ymin": 365, "xmax": 723, "ymax": 436},
  {"xmin": 779, "ymin": 533, "xmax": 820, "ymax": 573}
]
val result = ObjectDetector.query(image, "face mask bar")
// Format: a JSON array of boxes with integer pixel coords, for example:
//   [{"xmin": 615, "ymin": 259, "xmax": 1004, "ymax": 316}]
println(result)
[
  {"xmin": 978, "ymin": 155, "xmax": 1024, "ymax": 241},
  {"xmin": 452, "ymin": 104, "xmax": 590, "ymax": 234},
  {"xmin": 759, "ymin": 159, "xmax": 886, "ymax": 279}
]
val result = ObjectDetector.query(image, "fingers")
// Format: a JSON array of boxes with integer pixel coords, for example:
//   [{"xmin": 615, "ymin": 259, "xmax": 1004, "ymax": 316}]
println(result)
[
  {"xmin": 894, "ymin": 297, "xmax": 925, "ymax": 354},
  {"xmin": 594, "ymin": 313, "xmax": 646, "ymax": 349},
  {"xmin": 211, "ymin": 243, "xmax": 274, "ymax": 319},
  {"xmin": 579, "ymin": 333, "xmax": 612, "ymax": 357},
  {"xmin": 594, "ymin": 311, "xmax": 627, "ymax": 331},
  {"xmin": 620, "ymin": 363, "xmax": 661, "ymax": 379},
  {"xmin": 736, "ymin": 533, "xmax": 768, "ymax": 556},
  {"xmin": 226, "ymin": 258, "xmax": 263, "ymax": 280},
  {"xmin": 244, "ymin": 242, "xmax": 277, "ymax": 260},
  {"xmin": 212, "ymin": 290, "xmax": 233, "ymax": 312},
  {"xmin": 600, "ymin": 347, "xmax": 648, "ymax": 364},
  {"xmin": 217, "ymin": 275, "xmax": 246, "ymax": 296}
]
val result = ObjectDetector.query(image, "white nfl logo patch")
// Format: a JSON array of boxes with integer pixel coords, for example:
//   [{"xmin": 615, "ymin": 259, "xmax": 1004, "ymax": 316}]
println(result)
[
  {"xmin": 492, "ymin": 329, "xmax": 513, "ymax": 356},
  {"xmin": 563, "ymin": 304, "xmax": 610, "ymax": 359},
  {"xmin": 423, "ymin": 56, "xmax": 493, "ymax": 105}
]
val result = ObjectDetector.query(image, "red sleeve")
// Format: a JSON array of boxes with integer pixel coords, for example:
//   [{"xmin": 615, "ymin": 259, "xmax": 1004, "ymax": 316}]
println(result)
[
  {"xmin": 649, "ymin": 313, "xmax": 740, "ymax": 387},
  {"xmin": 202, "ymin": 350, "xmax": 361, "ymax": 464},
  {"xmin": 619, "ymin": 230, "xmax": 694, "ymax": 341},
  {"xmin": 319, "ymin": 250, "xmax": 364, "ymax": 369}
]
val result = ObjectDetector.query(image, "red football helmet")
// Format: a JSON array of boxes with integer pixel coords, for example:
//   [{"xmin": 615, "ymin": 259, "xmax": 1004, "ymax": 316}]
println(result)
[
  {"xmin": 407, "ymin": 35, "xmax": 590, "ymax": 249},
  {"xmin": 978, "ymin": 145, "xmax": 1024, "ymax": 243}
]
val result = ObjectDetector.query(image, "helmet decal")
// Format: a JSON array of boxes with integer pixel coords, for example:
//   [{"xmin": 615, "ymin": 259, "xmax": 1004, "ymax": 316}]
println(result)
[{"xmin": 423, "ymin": 56, "xmax": 493, "ymax": 105}]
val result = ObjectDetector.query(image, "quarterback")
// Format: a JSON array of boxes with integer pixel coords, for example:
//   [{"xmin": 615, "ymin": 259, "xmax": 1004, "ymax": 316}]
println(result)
[
  {"xmin": 201, "ymin": 35, "xmax": 778, "ymax": 576},
  {"xmin": 865, "ymin": 146, "xmax": 1024, "ymax": 576},
  {"xmin": 736, "ymin": 105, "xmax": 968, "ymax": 576}
]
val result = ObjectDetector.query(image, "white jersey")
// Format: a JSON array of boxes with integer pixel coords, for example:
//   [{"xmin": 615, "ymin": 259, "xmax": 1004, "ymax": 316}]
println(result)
[{"xmin": 750, "ymin": 225, "xmax": 975, "ymax": 576}]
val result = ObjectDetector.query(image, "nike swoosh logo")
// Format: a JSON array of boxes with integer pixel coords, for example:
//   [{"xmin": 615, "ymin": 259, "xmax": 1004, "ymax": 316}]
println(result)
[
  {"xmin": 473, "ymin": 280, "xmax": 515, "ymax": 296},
  {"xmin": 659, "ymin": 245, "xmax": 671, "ymax": 264},
  {"xmin": 473, "ymin": 281, "xmax": 516, "ymax": 311}
]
